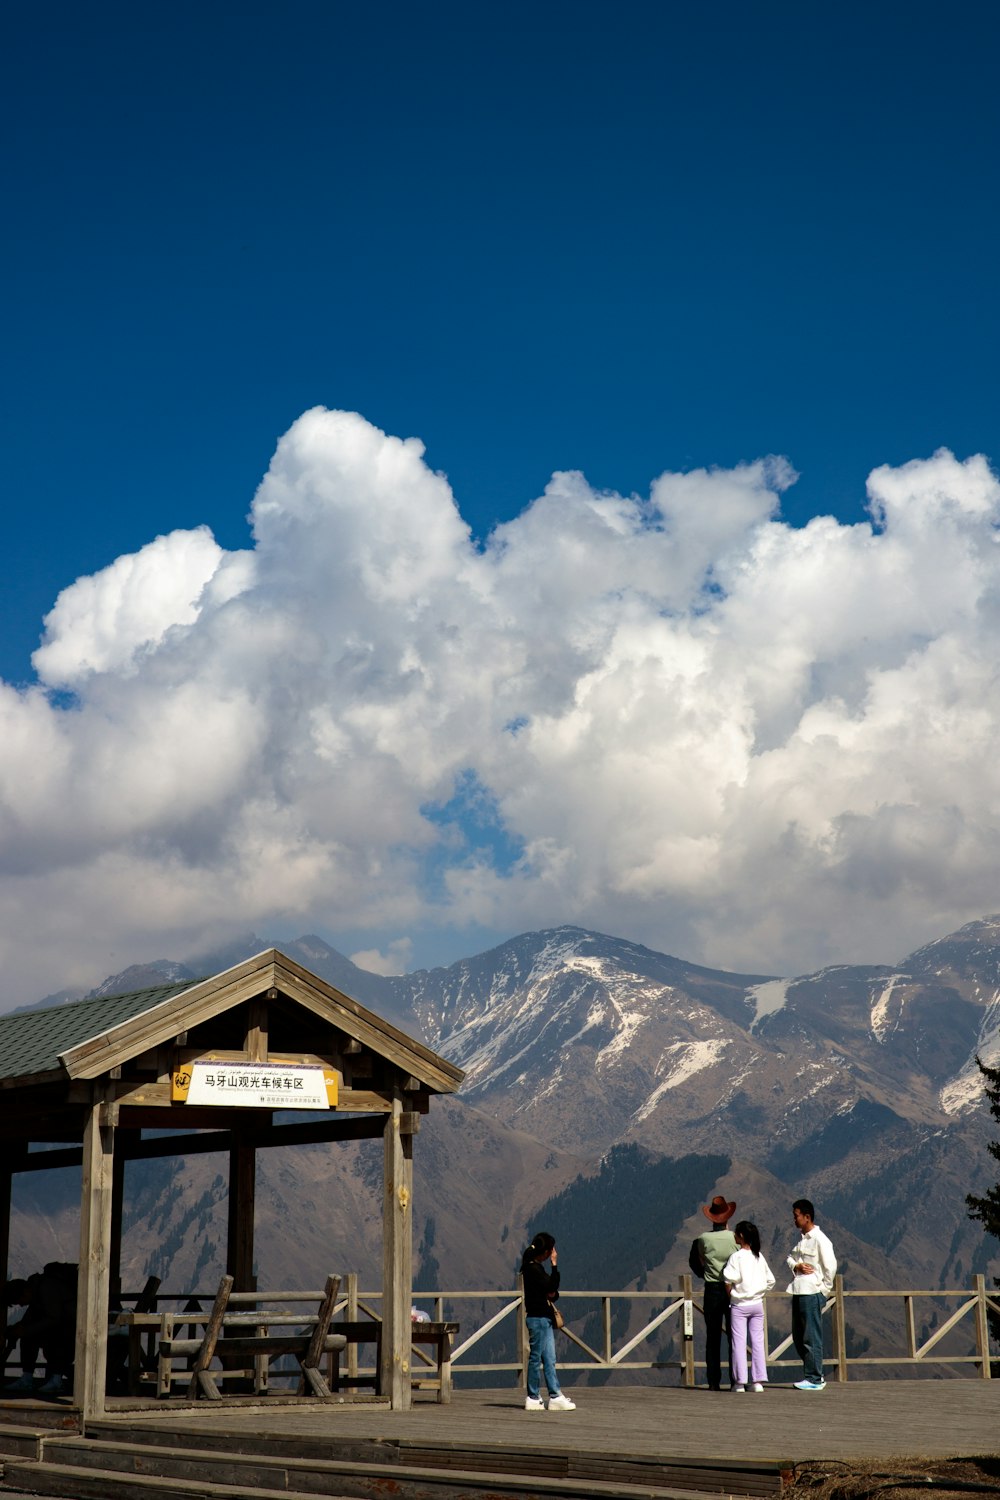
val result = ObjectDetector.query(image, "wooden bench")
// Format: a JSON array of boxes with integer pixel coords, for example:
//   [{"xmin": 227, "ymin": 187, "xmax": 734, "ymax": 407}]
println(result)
[{"xmin": 153, "ymin": 1275, "xmax": 346, "ymax": 1399}]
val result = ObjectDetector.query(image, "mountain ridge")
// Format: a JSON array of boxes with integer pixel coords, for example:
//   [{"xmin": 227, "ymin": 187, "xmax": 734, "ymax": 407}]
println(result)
[{"xmin": 7, "ymin": 916, "xmax": 999, "ymax": 1362}]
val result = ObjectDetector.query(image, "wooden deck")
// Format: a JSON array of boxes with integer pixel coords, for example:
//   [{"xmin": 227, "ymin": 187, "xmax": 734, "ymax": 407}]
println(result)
[{"xmin": 0, "ymin": 1383, "xmax": 998, "ymax": 1499}]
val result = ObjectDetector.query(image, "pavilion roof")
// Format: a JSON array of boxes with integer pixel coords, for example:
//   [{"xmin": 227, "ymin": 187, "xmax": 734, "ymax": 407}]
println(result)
[
  {"xmin": 0, "ymin": 949, "xmax": 463, "ymax": 1094},
  {"xmin": 0, "ymin": 980, "xmax": 204, "ymax": 1084}
]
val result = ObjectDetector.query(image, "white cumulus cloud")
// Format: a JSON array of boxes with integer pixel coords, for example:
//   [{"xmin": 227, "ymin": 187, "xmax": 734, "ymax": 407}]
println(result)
[{"xmin": 2, "ymin": 407, "xmax": 1000, "ymax": 1003}]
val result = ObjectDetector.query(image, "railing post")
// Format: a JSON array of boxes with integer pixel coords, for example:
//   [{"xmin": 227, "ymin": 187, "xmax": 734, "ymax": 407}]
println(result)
[
  {"xmin": 516, "ymin": 1273, "xmax": 527, "ymax": 1394},
  {"xmin": 603, "ymin": 1296, "xmax": 612, "ymax": 1364},
  {"xmin": 681, "ymin": 1273, "xmax": 695, "ymax": 1388},
  {"xmin": 346, "ymin": 1273, "xmax": 358, "ymax": 1383},
  {"xmin": 904, "ymin": 1294, "xmax": 916, "ymax": 1359},
  {"xmin": 832, "ymin": 1274, "xmax": 847, "ymax": 1382},
  {"xmin": 974, "ymin": 1274, "xmax": 992, "ymax": 1380}
]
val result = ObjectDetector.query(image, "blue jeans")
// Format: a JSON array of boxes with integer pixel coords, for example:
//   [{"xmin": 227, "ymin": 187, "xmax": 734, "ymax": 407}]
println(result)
[
  {"xmin": 526, "ymin": 1317, "xmax": 561, "ymax": 1399},
  {"xmin": 791, "ymin": 1293, "xmax": 825, "ymax": 1382}
]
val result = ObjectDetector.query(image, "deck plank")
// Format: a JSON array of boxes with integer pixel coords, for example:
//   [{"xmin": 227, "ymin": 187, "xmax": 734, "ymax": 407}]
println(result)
[{"xmin": 89, "ymin": 1382, "xmax": 1000, "ymax": 1464}]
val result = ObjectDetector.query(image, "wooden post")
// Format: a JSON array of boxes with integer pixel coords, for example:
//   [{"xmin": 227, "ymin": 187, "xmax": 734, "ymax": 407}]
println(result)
[
  {"xmin": 832, "ymin": 1274, "xmax": 848, "ymax": 1381},
  {"xmin": 905, "ymin": 1294, "xmax": 917, "ymax": 1359},
  {"xmin": 0, "ymin": 1161, "xmax": 11, "ymax": 1371},
  {"xmin": 603, "ymin": 1295, "xmax": 612, "ymax": 1364},
  {"xmin": 761, "ymin": 1296, "xmax": 769, "ymax": 1376},
  {"xmin": 517, "ymin": 1271, "xmax": 527, "ymax": 1393},
  {"xmin": 381, "ymin": 1093, "xmax": 413, "ymax": 1409},
  {"xmin": 681, "ymin": 1273, "xmax": 695, "ymax": 1388},
  {"xmin": 75, "ymin": 1086, "xmax": 116, "ymax": 1418},
  {"xmin": 974, "ymin": 1273, "xmax": 992, "ymax": 1380},
  {"xmin": 346, "ymin": 1272, "xmax": 359, "ymax": 1384},
  {"xmin": 226, "ymin": 1128, "xmax": 256, "ymax": 1291},
  {"xmin": 109, "ymin": 1144, "xmax": 126, "ymax": 1307},
  {"xmin": 246, "ymin": 998, "xmax": 268, "ymax": 1062}
]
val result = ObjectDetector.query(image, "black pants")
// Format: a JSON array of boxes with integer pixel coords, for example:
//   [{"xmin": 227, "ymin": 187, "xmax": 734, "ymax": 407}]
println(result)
[{"xmin": 703, "ymin": 1283, "xmax": 733, "ymax": 1389}]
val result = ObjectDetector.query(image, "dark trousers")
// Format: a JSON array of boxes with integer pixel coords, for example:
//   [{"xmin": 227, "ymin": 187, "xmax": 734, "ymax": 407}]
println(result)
[
  {"xmin": 791, "ymin": 1293, "xmax": 825, "ymax": 1383},
  {"xmin": 703, "ymin": 1283, "xmax": 733, "ymax": 1389}
]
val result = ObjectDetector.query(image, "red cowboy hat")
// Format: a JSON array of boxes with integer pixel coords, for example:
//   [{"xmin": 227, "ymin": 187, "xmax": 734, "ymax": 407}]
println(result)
[{"xmin": 702, "ymin": 1195, "xmax": 736, "ymax": 1223}]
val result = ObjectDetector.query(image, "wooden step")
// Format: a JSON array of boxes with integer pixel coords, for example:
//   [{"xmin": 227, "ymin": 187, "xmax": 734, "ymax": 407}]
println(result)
[
  {"xmin": 0, "ymin": 1460, "xmax": 356, "ymax": 1500},
  {"xmin": 0, "ymin": 1402, "xmax": 79, "ymax": 1433},
  {"xmin": 83, "ymin": 1422, "xmax": 786, "ymax": 1497},
  {"xmin": 5, "ymin": 1436, "xmax": 776, "ymax": 1500},
  {"xmin": 0, "ymin": 1420, "xmax": 47, "ymax": 1459}
]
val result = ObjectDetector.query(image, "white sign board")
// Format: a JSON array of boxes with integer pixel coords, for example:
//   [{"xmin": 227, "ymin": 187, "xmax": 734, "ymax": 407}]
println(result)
[{"xmin": 186, "ymin": 1061, "xmax": 331, "ymax": 1109}]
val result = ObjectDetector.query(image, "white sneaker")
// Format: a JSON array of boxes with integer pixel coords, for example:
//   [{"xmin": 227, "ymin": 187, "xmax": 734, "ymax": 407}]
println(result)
[
  {"xmin": 524, "ymin": 1396, "xmax": 545, "ymax": 1411},
  {"xmin": 733, "ymin": 1384, "xmax": 746, "ymax": 1392},
  {"xmin": 548, "ymin": 1393, "xmax": 576, "ymax": 1410},
  {"xmin": 752, "ymin": 1383, "xmax": 765, "ymax": 1393}
]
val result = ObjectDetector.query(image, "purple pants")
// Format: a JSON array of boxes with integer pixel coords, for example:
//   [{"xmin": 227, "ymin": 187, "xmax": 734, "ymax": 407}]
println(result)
[{"xmin": 729, "ymin": 1300, "xmax": 767, "ymax": 1384}]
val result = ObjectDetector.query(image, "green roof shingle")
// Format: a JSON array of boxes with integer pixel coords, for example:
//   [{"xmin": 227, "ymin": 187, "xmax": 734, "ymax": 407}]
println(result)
[{"xmin": 0, "ymin": 980, "xmax": 204, "ymax": 1083}]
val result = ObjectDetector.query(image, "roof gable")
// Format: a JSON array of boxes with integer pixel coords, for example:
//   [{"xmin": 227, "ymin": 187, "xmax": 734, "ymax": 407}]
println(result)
[{"xmin": 44, "ymin": 949, "xmax": 461, "ymax": 1093}]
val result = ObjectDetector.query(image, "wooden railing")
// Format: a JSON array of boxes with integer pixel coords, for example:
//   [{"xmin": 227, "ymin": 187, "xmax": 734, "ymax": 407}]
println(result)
[
  {"xmin": 390, "ymin": 1272, "xmax": 1000, "ymax": 1385},
  {"xmin": 10, "ymin": 1272, "xmax": 992, "ymax": 1391}
]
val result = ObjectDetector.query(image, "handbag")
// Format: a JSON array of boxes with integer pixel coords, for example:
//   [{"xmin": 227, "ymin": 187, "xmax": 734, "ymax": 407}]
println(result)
[{"xmin": 551, "ymin": 1305, "xmax": 565, "ymax": 1331}]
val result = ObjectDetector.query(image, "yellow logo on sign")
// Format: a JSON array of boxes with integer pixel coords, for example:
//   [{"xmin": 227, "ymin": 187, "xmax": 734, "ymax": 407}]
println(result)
[{"xmin": 171, "ymin": 1068, "xmax": 192, "ymax": 1102}]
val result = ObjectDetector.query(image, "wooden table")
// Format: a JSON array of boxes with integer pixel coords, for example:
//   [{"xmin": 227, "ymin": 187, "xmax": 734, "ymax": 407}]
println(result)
[{"xmin": 410, "ymin": 1321, "xmax": 460, "ymax": 1404}]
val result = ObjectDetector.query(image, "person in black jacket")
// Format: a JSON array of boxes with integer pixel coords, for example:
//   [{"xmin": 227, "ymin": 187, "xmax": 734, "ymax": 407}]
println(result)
[
  {"xmin": 4, "ymin": 1265, "xmax": 77, "ymax": 1395},
  {"xmin": 520, "ymin": 1231, "xmax": 576, "ymax": 1411}
]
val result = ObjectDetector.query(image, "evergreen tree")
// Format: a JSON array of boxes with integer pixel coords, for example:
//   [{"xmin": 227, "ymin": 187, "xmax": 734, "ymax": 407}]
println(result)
[{"xmin": 965, "ymin": 1055, "xmax": 1000, "ymax": 1347}]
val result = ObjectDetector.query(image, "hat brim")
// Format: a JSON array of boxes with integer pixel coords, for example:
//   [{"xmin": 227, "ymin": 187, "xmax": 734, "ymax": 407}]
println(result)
[{"xmin": 701, "ymin": 1200, "xmax": 737, "ymax": 1223}]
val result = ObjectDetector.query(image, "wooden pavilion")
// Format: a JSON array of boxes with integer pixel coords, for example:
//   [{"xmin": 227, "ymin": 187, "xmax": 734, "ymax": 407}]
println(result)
[{"xmin": 0, "ymin": 948, "xmax": 463, "ymax": 1417}]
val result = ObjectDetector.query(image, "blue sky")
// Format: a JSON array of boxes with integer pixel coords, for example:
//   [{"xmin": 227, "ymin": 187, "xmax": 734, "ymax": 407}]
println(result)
[
  {"xmin": 2, "ymin": 2, "xmax": 1000, "ymax": 998},
  {"xmin": 5, "ymin": 1, "xmax": 997, "ymax": 681}
]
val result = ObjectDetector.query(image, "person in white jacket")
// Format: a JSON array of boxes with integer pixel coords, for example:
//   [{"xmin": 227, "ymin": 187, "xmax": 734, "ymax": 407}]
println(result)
[
  {"xmin": 722, "ymin": 1222, "xmax": 775, "ymax": 1392},
  {"xmin": 786, "ymin": 1198, "xmax": 837, "ymax": 1391}
]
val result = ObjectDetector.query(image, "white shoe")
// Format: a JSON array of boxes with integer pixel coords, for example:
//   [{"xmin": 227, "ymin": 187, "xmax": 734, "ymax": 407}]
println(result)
[
  {"xmin": 38, "ymin": 1374, "xmax": 69, "ymax": 1395},
  {"xmin": 752, "ymin": 1383, "xmax": 765, "ymax": 1393},
  {"xmin": 524, "ymin": 1396, "xmax": 545, "ymax": 1411},
  {"xmin": 548, "ymin": 1393, "xmax": 576, "ymax": 1410},
  {"xmin": 733, "ymin": 1384, "xmax": 746, "ymax": 1392}
]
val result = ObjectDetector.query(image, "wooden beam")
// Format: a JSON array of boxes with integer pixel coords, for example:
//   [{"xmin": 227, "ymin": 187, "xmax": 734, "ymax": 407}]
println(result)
[
  {"xmin": 9, "ymin": 1146, "xmax": 83, "ymax": 1172},
  {"xmin": 125, "ymin": 1114, "xmax": 386, "ymax": 1158},
  {"xmin": 8, "ymin": 1112, "xmax": 387, "ymax": 1173},
  {"xmin": 246, "ymin": 999, "xmax": 268, "ymax": 1063},
  {"xmin": 381, "ymin": 1092, "xmax": 413, "ymax": 1410},
  {"xmin": 74, "ymin": 1085, "xmax": 115, "ymax": 1419}
]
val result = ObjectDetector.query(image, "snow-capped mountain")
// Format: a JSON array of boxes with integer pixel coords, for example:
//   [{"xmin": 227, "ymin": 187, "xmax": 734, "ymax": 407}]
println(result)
[
  {"xmin": 399, "ymin": 920, "xmax": 1000, "ymax": 1151},
  {"xmin": 8, "ymin": 919, "xmax": 1000, "ymax": 1309}
]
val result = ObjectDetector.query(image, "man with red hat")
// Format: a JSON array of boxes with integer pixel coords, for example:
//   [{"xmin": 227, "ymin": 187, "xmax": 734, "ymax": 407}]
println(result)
[{"xmin": 689, "ymin": 1195, "xmax": 738, "ymax": 1391}]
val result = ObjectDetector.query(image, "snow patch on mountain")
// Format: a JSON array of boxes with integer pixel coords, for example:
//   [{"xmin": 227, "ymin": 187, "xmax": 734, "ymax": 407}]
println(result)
[
  {"xmin": 939, "ymin": 991, "xmax": 1000, "ymax": 1115},
  {"xmin": 633, "ymin": 1039, "xmax": 729, "ymax": 1122},
  {"xmin": 747, "ymin": 979, "xmax": 791, "ymax": 1032},
  {"xmin": 870, "ymin": 975, "xmax": 909, "ymax": 1042}
]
